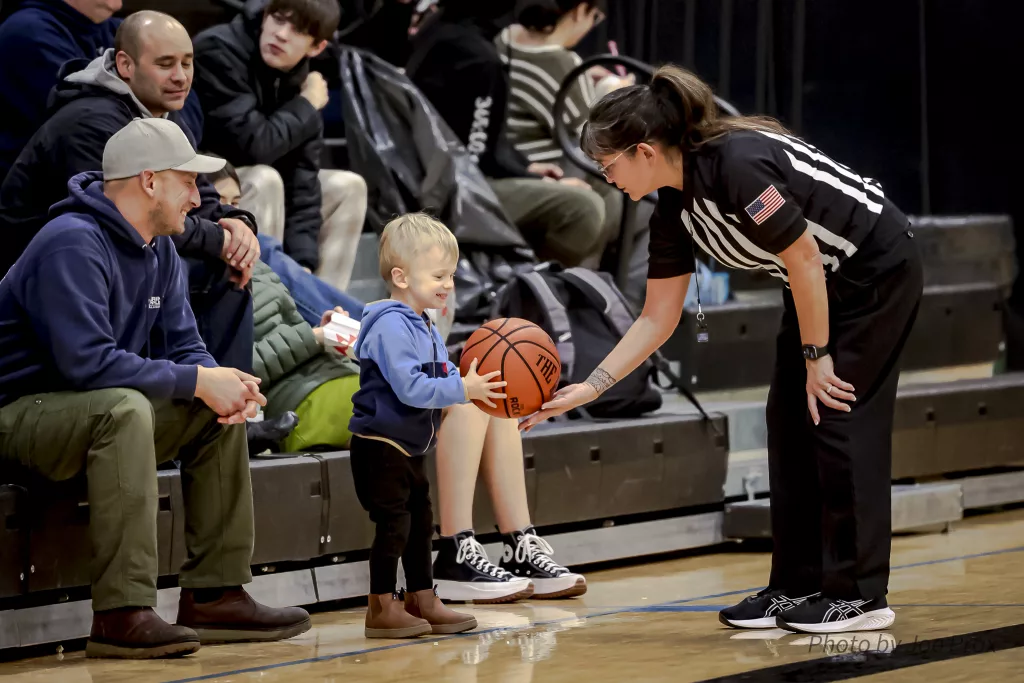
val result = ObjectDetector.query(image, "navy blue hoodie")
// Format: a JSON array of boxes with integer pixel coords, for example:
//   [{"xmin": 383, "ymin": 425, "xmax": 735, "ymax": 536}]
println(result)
[
  {"xmin": 0, "ymin": 171, "xmax": 217, "ymax": 408},
  {"xmin": 348, "ymin": 301, "xmax": 466, "ymax": 456}
]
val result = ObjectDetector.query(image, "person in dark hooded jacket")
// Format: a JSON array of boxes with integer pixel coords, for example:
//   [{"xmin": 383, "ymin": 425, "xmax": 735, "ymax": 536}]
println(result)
[
  {"xmin": 193, "ymin": 0, "xmax": 368, "ymax": 290},
  {"xmin": 0, "ymin": 118, "xmax": 312, "ymax": 659},
  {"xmin": 0, "ymin": 0, "xmax": 204, "ymax": 182},
  {"xmin": 406, "ymin": 0, "xmax": 608, "ymax": 267},
  {"xmin": 0, "ymin": 10, "xmax": 256, "ymax": 371}
]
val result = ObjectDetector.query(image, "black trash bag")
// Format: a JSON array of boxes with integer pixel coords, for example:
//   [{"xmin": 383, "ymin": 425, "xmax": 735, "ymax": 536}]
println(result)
[
  {"xmin": 337, "ymin": 47, "xmax": 535, "ymax": 322},
  {"xmin": 337, "ymin": 47, "xmax": 531, "ymax": 252}
]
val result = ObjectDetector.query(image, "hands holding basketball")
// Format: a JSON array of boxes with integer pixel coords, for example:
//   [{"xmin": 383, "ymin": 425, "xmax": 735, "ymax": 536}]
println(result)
[
  {"xmin": 518, "ymin": 383, "xmax": 597, "ymax": 432},
  {"xmin": 462, "ymin": 358, "xmax": 507, "ymax": 409}
]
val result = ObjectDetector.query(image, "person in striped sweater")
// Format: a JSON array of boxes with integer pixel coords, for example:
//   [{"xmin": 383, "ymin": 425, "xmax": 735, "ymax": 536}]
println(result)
[{"xmin": 496, "ymin": 0, "xmax": 633, "ymax": 267}]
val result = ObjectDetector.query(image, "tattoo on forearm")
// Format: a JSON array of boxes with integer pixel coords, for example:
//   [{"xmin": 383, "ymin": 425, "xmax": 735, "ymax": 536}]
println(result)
[{"xmin": 586, "ymin": 368, "xmax": 618, "ymax": 395}]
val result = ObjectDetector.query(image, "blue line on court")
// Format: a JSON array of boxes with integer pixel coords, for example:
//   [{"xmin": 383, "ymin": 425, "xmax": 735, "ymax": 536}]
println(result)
[
  {"xmin": 623, "ymin": 605, "xmax": 726, "ymax": 613},
  {"xmin": 161, "ymin": 543, "xmax": 1024, "ymax": 683}
]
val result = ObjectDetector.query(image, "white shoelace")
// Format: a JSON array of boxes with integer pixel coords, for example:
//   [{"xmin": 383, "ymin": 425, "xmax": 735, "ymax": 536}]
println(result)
[
  {"xmin": 514, "ymin": 533, "xmax": 566, "ymax": 574},
  {"xmin": 456, "ymin": 536, "xmax": 510, "ymax": 578}
]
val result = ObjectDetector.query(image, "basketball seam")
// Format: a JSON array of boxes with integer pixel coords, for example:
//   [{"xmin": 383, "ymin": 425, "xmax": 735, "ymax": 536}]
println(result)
[
  {"xmin": 461, "ymin": 318, "xmax": 514, "ymax": 356},
  {"xmin": 462, "ymin": 322, "xmax": 558, "ymax": 419}
]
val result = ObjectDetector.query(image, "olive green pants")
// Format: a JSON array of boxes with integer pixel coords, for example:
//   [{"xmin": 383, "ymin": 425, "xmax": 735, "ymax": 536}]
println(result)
[
  {"xmin": 489, "ymin": 177, "xmax": 608, "ymax": 267},
  {"xmin": 0, "ymin": 388, "xmax": 254, "ymax": 611}
]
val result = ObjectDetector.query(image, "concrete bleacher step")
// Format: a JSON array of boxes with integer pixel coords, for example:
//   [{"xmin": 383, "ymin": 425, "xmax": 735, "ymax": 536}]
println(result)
[
  {"xmin": 722, "ymin": 482, "xmax": 964, "ymax": 539},
  {"xmin": 959, "ymin": 470, "xmax": 1024, "ymax": 509},
  {"xmin": 728, "ymin": 214, "xmax": 1015, "ymax": 292},
  {"xmin": 662, "ymin": 281, "xmax": 1004, "ymax": 391}
]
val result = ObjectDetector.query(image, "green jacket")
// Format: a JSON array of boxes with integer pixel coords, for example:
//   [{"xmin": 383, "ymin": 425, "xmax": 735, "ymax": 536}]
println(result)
[{"xmin": 251, "ymin": 262, "xmax": 358, "ymax": 417}]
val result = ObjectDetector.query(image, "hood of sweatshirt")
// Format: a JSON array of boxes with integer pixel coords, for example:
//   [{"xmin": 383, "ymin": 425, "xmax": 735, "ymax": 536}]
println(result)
[
  {"xmin": 60, "ymin": 48, "xmax": 160, "ymax": 118},
  {"xmin": 48, "ymin": 170, "xmax": 151, "ymax": 248}
]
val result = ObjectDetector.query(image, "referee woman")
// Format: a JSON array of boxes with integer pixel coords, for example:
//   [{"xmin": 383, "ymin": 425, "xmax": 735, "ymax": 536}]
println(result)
[{"xmin": 520, "ymin": 65, "xmax": 923, "ymax": 634}]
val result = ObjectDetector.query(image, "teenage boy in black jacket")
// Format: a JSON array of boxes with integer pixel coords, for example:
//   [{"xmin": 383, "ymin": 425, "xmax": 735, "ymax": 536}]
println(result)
[
  {"xmin": 407, "ymin": 0, "xmax": 608, "ymax": 267},
  {"xmin": 194, "ymin": 0, "xmax": 368, "ymax": 291}
]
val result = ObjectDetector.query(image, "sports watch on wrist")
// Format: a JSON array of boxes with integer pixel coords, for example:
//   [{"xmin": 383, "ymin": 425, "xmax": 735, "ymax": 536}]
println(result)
[{"xmin": 802, "ymin": 344, "xmax": 829, "ymax": 361}]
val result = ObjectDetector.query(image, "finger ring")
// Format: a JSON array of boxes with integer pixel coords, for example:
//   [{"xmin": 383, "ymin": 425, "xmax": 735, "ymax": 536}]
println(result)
[{"xmin": 826, "ymin": 384, "xmax": 834, "ymax": 395}]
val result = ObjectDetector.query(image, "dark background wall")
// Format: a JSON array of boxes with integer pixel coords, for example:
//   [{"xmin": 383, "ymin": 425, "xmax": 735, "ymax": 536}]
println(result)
[{"xmin": 579, "ymin": 0, "xmax": 1022, "ymax": 232}]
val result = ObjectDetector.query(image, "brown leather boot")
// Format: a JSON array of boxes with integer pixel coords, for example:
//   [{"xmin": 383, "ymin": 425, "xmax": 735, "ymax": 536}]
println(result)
[
  {"xmin": 176, "ymin": 587, "xmax": 311, "ymax": 644},
  {"xmin": 365, "ymin": 592, "xmax": 432, "ymax": 638},
  {"xmin": 86, "ymin": 607, "xmax": 200, "ymax": 659},
  {"xmin": 405, "ymin": 586, "xmax": 477, "ymax": 634}
]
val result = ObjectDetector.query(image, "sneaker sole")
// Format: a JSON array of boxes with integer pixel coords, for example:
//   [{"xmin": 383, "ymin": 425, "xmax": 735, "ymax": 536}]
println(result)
[
  {"xmin": 531, "ymin": 576, "xmax": 587, "ymax": 599},
  {"xmin": 189, "ymin": 617, "xmax": 312, "ymax": 644},
  {"xmin": 85, "ymin": 638, "xmax": 200, "ymax": 659},
  {"xmin": 718, "ymin": 613, "xmax": 780, "ymax": 629},
  {"xmin": 430, "ymin": 618, "xmax": 478, "ymax": 635},
  {"xmin": 365, "ymin": 623, "xmax": 433, "ymax": 639},
  {"xmin": 434, "ymin": 578, "xmax": 534, "ymax": 603},
  {"xmin": 776, "ymin": 608, "xmax": 896, "ymax": 634}
]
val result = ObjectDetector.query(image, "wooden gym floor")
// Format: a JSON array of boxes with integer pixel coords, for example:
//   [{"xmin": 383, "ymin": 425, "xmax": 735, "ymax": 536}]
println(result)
[{"xmin": 2, "ymin": 508, "xmax": 1023, "ymax": 682}]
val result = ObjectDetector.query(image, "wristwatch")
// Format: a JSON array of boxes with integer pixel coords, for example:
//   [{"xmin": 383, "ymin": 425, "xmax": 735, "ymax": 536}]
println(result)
[{"xmin": 802, "ymin": 344, "xmax": 829, "ymax": 361}]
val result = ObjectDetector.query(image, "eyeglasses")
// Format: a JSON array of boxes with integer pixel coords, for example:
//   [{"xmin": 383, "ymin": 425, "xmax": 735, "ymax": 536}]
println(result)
[{"xmin": 598, "ymin": 144, "xmax": 637, "ymax": 179}]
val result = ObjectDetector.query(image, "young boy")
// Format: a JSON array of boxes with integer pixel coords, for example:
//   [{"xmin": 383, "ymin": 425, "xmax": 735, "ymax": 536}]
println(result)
[
  {"xmin": 348, "ymin": 213, "xmax": 506, "ymax": 639},
  {"xmin": 193, "ymin": 0, "xmax": 368, "ymax": 290}
]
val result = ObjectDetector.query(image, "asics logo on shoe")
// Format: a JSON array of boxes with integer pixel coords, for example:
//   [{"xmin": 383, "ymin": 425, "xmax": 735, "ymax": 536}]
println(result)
[
  {"xmin": 764, "ymin": 593, "xmax": 814, "ymax": 617},
  {"xmin": 823, "ymin": 599, "xmax": 870, "ymax": 621}
]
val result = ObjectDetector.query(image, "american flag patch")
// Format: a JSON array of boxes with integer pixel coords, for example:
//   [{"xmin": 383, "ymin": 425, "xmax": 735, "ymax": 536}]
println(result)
[{"xmin": 745, "ymin": 185, "xmax": 785, "ymax": 225}]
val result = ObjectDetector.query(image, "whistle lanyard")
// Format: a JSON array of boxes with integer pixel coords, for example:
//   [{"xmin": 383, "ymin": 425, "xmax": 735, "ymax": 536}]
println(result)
[{"xmin": 689, "ymin": 224, "xmax": 709, "ymax": 344}]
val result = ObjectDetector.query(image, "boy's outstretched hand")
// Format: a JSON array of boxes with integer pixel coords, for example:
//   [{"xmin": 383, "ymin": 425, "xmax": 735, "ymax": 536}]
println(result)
[{"xmin": 462, "ymin": 358, "xmax": 507, "ymax": 409}]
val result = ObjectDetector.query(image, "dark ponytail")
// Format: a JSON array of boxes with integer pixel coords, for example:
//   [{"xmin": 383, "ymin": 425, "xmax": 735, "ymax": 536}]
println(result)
[
  {"xmin": 581, "ymin": 64, "xmax": 788, "ymax": 159},
  {"xmin": 515, "ymin": 0, "xmax": 605, "ymax": 34}
]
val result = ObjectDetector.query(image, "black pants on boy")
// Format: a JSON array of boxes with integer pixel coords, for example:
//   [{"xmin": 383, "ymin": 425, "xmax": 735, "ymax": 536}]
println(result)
[
  {"xmin": 350, "ymin": 435, "xmax": 434, "ymax": 595},
  {"xmin": 767, "ymin": 210, "xmax": 923, "ymax": 600}
]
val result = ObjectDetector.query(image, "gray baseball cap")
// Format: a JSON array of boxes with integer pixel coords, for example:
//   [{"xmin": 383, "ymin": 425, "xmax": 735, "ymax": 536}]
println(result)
[{"xmin": 103, "ymin": 118, "xmax": 226, "ymax": 181}]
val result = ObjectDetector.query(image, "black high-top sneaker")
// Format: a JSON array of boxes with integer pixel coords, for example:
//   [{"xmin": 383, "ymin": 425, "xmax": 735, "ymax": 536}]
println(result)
[
  {"xmin": 498, "ymin": 527, "xmax": 586, "ymax": 599},
  {"xmin": 776, "ymin": 594, "xmax": 895, "ymax": 633},
  {"xmin": 718, "ymin": 588, "xmax": 821, "ymax": 629},
  {"xmin": 432, "ymin": 530, "xmax": 534, "ymax": 604}
]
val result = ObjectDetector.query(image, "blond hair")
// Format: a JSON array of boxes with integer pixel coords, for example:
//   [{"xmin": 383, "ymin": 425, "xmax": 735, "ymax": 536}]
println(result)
[{"xmin": 378, "ymin": 213, "xmax": 459, "ymax": 287}]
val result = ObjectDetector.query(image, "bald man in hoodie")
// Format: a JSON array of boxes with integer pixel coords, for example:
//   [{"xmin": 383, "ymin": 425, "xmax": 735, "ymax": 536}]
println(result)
[{"xmin": 0, "ymin": 11, "xmax": 255, "ymax": 371}]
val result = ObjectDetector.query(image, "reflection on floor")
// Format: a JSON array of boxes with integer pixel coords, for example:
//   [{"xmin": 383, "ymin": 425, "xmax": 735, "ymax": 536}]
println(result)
[{"xmin": 2, "ymin": 509, "xmax": 1023, "ymax": 683}]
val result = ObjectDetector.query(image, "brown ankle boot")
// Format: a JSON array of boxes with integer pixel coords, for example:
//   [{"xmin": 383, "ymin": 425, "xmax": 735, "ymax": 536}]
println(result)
[
  {"xmin": 86, "ymin": 607, "xmax": 200, "ymax": 659},
  {"xmin": 365, "ymin": 592, "xmax": 432, "ymax": 638},
  {"xmin": 176, "ymin": 588, "xmax": 311, "ymax": 644},
  {"xmin": 405, "ymin": 586, "xmax": 477, "ymax": 634}
]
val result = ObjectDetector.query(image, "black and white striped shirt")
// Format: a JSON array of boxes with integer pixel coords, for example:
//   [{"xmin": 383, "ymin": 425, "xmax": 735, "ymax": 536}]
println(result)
[
  {"xmin": 648, "ymin": 130, "xmax": 895, "ymax": 285},
  {"xmin": 495, "ymin": 28, "xmax": 596, "ymax": 165}
]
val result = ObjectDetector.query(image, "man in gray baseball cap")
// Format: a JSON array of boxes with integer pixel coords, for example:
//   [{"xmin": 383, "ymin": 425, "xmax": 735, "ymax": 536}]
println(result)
[{"xmin": 0, "ymin": 118, "xmax": 311, "ymax": 659}]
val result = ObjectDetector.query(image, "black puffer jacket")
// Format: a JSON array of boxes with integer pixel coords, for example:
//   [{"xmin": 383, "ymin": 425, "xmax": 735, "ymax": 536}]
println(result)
[
  {"xmin": 0, "ymin": 53, "xmax": 237, "ymax": 278},
  {"xmin": 407, "ymin": 0, "xmax": 533, "ymax": 180},
  {"xmin": 193, "ymin": 0, "xmax": 325, "ymax": 271}
]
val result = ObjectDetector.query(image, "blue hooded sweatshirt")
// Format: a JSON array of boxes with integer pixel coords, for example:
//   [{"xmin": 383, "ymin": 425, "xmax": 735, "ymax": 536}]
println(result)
[
  {"xmin": 0, "ymin": 171, "xmax": 217, "ymax": 408},
  {"xmin": 348, "ymin": 301, "xmax": 467, "ymax": 456}
]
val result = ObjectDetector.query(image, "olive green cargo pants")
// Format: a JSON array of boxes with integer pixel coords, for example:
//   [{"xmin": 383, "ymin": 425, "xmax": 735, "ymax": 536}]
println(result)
[{"xmin": 0, "ymin": 388, "xmax": 254, "ymax": 611}]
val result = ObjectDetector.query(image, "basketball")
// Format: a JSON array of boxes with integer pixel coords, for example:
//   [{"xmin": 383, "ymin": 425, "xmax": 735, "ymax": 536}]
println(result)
[{"xmin": 459, "ymin": 318, "xmax": 561, "ymax": 419}]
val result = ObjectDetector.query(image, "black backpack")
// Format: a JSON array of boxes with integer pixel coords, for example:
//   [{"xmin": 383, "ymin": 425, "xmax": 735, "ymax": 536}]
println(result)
[{"xmin": 491, "ymin": 265, "xmax": 712, "ymax": 421}]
